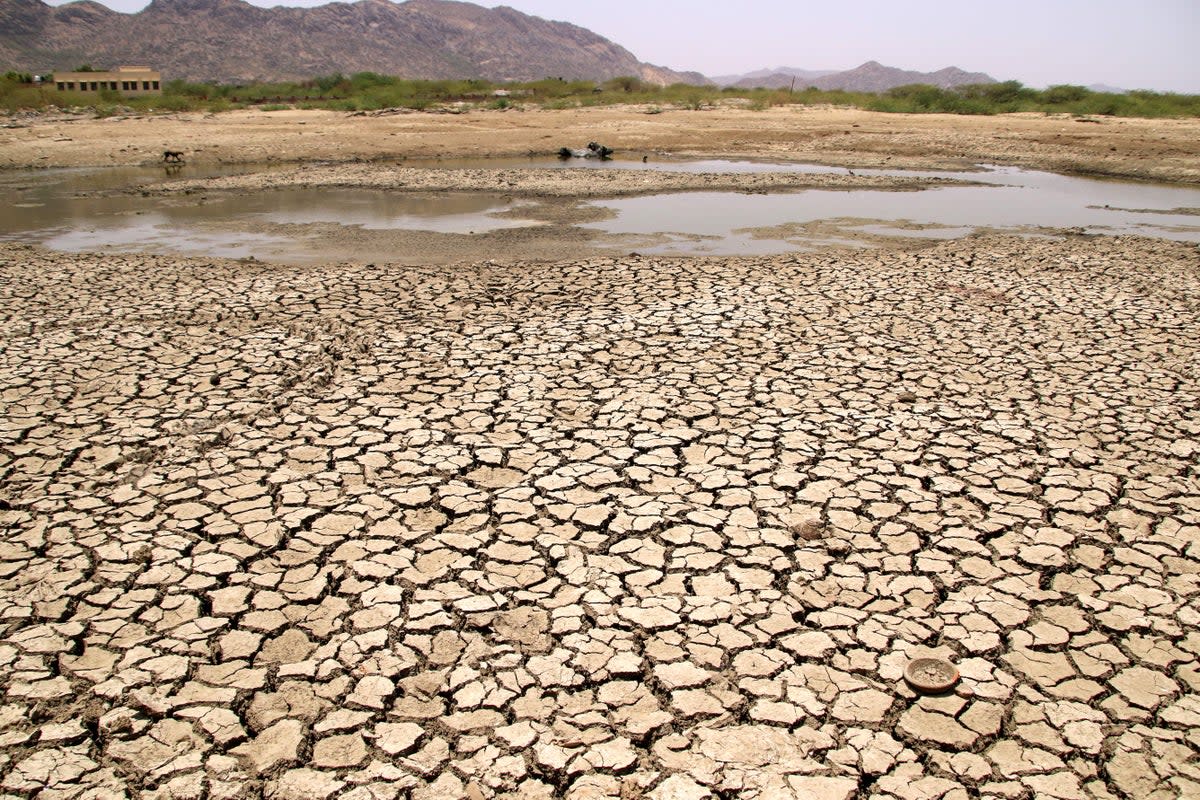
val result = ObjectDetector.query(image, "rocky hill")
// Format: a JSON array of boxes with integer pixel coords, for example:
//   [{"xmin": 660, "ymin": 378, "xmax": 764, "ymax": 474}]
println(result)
[
  {"xmin": 726, "ymin": 61, "xmax": 996, "ymax": 91},
  {"xmin": 0, "ymin": 0, "xmax": 707, "ymax": 85},
  {"xmin": 714, "ymin": 66, "xmax": 838, "ymax": 87}
]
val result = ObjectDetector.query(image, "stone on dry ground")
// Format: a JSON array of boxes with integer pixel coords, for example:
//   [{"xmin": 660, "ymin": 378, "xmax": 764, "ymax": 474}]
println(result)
[{"xmin": 0, "ymin": 235, "xmax": 1197, "ymax": 798}]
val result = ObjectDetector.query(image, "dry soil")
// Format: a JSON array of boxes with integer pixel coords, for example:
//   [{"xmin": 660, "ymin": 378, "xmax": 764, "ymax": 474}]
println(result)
[
  {"xmin": 3, "ymin": 104, "xmax": 1200, "ymax": 183},
  {"xmin": 0, "ymin": 107, "xmax": 1198, "ymax": 800}
]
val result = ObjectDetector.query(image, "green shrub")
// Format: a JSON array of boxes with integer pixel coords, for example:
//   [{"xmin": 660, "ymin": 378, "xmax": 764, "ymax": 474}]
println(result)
[
  {"xmin": 0, "ymin": 78, "xmax": 51, "ymax": 111},
  {"xmin": 1042, "ymin": 84, "xmax": 1090, "ymax": 104},
  {"xmin": 150, "ymin": 94, "xmax": 196, "ymax": 112},
  {"xmin": 603, "ymin": 76, "xmax": 644, "ymax": 93},
  {"xmin": 165, "ymin": 79, "xmax": 219, "ymax": 99},
  {"xmin": 349, "ymin": 72, "xmax": 392, "ymax": 91},
  {"xmin": 315, "ymin": 72, "xmax": 348, "ymax": 93}
]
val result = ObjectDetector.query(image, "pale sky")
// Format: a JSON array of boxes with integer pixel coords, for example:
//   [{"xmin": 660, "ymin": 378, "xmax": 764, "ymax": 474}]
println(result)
[{"xmin": 43, "ymin": 0, "xmax": 1200, "ymax": 92}]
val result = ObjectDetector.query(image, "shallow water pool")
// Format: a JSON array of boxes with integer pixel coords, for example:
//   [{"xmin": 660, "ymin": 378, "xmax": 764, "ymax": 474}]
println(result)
[
  {"xmin": 1, "ymin": 161, "xmax": 1197, "ymax": 263},
  {"xmin": 585, "ymin": 165, "xmax": 1200, "ymax": 255}
]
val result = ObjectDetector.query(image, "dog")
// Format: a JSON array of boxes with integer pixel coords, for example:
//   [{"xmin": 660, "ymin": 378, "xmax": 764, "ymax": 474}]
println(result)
[{"xmin": 162, "ymin": 150, "xmax": 185, "ymax": 163}]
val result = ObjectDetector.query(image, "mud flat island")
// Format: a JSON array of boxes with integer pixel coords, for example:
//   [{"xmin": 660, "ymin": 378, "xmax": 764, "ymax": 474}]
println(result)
[
  {"xmin": 135, "ymin": 163, "xmax": 969, "ymax": 199},
  {"xmin": 2, "ymin": 228, "xmax": 1199, "ymax": 799}
]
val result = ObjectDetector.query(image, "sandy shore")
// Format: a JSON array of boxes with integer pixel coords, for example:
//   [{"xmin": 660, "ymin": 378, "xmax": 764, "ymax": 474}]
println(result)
[
  {"xmin": 3, "ymin": 104, "xmax": 1200, "ymax": 183},
  {"xmin": 2, "ymin": 105, "xmax": 1200, "ymax": 798}
]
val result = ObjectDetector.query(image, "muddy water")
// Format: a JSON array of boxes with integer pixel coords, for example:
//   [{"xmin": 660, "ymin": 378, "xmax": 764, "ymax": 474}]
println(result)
[
  {"xmin": 1, "ymin": 161, "xmax": 1198, "ymax": 263},
  {"xmin": 0, "ymin": 165, "xmax": 537, "ymax": 262},
  {"xmin": 586, "ymin": 165, "xmax": 1200, "ymax": 255}
]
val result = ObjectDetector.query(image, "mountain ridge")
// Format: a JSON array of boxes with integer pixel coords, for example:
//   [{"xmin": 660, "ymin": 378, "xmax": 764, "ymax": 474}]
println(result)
[
  {"xmin": 711, "ymin": 66, "xmax": 839, "ymax": 86},
  {"xmin": 0, "ymin": 0, "xmax": 708, "ymax": 85},
  {"xmin": 1, "ymin": 0, "xmax": 999, "ymax": 93},
  {"xmin": 723, "ymin": 61, "xmax": 997, "ymax": 92}
]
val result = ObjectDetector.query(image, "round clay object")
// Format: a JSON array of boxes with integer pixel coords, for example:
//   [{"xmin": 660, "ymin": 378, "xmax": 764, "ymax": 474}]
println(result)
[{"xmin": 904, "ymin": 658, "xmax": 960, "ymax": 693}]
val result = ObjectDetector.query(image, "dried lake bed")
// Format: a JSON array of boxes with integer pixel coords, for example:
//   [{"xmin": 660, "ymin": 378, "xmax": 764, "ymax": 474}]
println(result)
[{"xmin": 0, "ymin": 108, "xmax": 1199, "ymax": 800}]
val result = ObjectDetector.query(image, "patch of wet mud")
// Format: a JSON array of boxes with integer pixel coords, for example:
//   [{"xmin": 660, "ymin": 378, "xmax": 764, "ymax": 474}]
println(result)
[
  {"xmin": 1089, "ymin": 204, "xmax": 1200, "ymax": 216},
  {"xmin": 129, "ymin": 164, "xmax": 964, "ymax": 199}
]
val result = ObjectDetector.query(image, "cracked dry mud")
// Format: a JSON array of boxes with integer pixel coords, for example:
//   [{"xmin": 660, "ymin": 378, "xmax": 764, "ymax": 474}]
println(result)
[{"xmin": 0, "ymin": 233, "xmax": 1198, "ymax": 800}]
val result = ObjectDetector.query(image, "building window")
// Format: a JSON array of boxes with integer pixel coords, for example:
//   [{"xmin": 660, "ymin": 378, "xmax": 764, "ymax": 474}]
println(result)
[
  {"xmin": 152, "ymin": 81, "xmax": 160, "ymax": 90},
  {"xmin": 89, "ymin": 82, "xmax": 98, "ymax": 91},
  {"xmin": 142, "ymin": 81, "xmax": 150, "ymax": 90},
  {"xmin": 57, "ymin": 82, "xmax": 66, "ymax": 91}
]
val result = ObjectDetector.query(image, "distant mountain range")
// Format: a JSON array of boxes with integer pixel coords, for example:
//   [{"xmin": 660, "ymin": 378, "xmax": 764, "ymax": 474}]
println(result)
[
  {"xmin": 709, "ymin": 66, "xmax": 840, "ymax": 86},
  {"xmin": 719, "ymin": 61, "xmax": 997, "ymax": 92},
  {"xmin": 0, "ymin": 0, "xmax": 708, "ymax": 84},
  {"xmin": 0, "ymin": 0, "xmax": 1001, "ymax": 93}
]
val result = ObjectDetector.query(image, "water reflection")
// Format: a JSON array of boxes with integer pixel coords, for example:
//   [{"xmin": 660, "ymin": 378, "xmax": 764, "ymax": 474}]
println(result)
[
  {"xmin": 0, "ymin": 165, "xmax": 538, "ymax": 262},
  {"xmin": 585, "ymin": 166, "xmax": 1200, "ymax": 255},
  {"xmin": 253, "ymin": 191, "xmax": 537, "ymax": 232},
  {"xmin": 41, "ymin": 218, "xmax": 298, "ymax": 260},
  {"xmin": 1, "ymin": 161, "xmax": 1198, "ymax": 263}
]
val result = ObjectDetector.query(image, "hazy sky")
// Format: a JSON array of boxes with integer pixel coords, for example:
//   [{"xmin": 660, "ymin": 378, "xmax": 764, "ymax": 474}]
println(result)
[{"xmin": 43, "ymin": 0, "xmax": 1200, "ymax": 92}]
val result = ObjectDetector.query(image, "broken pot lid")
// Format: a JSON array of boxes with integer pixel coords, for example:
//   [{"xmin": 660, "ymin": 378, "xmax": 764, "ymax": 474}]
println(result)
[{"xmin": 903, "ymin": 658, "xmax": 960, "ymax": 694}]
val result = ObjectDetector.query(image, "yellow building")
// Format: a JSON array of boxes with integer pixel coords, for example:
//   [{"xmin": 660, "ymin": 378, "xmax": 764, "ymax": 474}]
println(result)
[{"xmin": 54, "ymin": 66, "xmax": 162, "ymax": 96}]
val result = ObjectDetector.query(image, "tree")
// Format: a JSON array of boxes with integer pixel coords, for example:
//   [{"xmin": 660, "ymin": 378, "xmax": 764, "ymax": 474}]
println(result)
[
  {"xmin": 603, "ymin": 76, "xmax": 642, "ymax": 93},
  {"xmin": 1042, "ymin": 85, "xmax": 1089, "ymax": 104}
]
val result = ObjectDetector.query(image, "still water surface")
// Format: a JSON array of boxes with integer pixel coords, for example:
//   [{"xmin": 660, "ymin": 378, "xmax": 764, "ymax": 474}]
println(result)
[
  {"xmin": 2, "ymin": 161, "xmax": 1197, "ymax": 262},
  {"xmin": 587, "ymin": 165, "xmax": 1200, "ymax": 254}
]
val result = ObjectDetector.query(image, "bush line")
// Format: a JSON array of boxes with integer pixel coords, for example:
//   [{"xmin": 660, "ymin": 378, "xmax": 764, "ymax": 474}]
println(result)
[{"xmin": 3, "ymin": 71, "xmax": 1198, "ymax": 118}]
